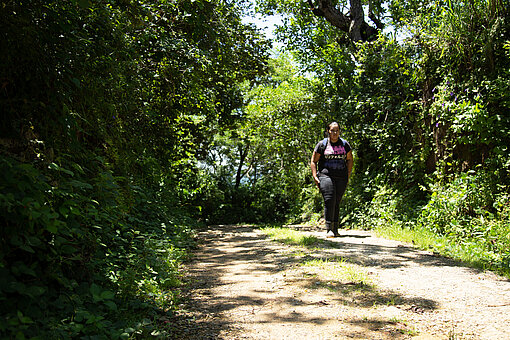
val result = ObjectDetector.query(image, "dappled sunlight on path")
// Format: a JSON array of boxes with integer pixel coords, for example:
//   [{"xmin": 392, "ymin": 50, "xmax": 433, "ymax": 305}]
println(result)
[{"xmin": 172, "ymin": 225, "xmax": 510, "ymax": 339}]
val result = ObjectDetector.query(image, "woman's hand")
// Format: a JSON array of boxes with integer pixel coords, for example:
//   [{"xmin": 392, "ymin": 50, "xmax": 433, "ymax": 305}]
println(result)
[{"xmin": 314, "ymin": 176, "xmax": 321, "ymax": 188}]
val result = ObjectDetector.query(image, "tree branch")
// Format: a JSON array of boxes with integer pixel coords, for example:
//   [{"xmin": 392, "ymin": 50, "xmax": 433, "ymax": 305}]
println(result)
[
  {"xmin": 307, "ymin": 0, "xmax": 379, "ymax": 42},
  {"xmin": 368, "ymin": 0, "xmax": 384, "ymax": 30}
]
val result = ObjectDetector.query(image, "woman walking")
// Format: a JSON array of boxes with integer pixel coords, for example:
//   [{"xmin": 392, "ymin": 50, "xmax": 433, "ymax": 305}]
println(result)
[{"xmin": 310, "ymin": 122, "xmax": 353, "ymax": 237}]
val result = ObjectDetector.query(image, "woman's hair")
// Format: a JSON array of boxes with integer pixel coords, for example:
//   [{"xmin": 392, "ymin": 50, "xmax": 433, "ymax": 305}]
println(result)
[{"xmin": 328, "ymin": 122, "xmax": 339, "ymax": 130}]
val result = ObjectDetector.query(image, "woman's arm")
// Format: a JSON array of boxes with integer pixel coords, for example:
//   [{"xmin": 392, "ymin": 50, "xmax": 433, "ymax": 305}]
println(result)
[
  {"xmin": 346, "ymin": 150, "xmax": 353, "ymax": 180},
  {"xmin": 310, "ymin": 151, "xmax": 321, "ymax": 187}
]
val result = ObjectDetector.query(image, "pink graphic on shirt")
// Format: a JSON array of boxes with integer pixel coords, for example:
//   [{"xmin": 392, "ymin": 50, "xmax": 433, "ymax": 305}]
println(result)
[
  {"xmin": 323, "ymin": 142, "xmax": 347, "ymax": 170},
  {"xmin": 325, "ymin": 144, "xmax": 346, "ymax": 155}
]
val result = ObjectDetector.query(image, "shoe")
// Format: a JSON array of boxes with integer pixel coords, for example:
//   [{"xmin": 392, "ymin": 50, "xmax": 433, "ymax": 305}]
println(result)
[
  {"xmin": 326, "ymin": 230, "xmax": 335, "ymax": 238},
  {"xmin": 332, "ymin": 222, "xmax": 340, "ymax": 237}
]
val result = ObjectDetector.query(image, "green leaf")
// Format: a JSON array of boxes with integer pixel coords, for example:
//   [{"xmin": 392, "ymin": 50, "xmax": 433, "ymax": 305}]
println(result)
[
  {"xmin": 104, "ymin": 300, "xmax": 117, "ymax": 311},
  {"xmin": 61, "ymin": 244, "xmax": 77, "ymax": 254},
  {"xmin": 48, "ymin": 163, "xmax": 74, "ymax": 176},
  {"xmin": 20, "ymin": 244, "xmax": 35, "ymax": 253},
  {"xmin": 26, "ymin": 236, "xmax": 42, "ymax": 247},
  {"xmin": 46, "ymin": 222, "xmax": 58, "ymax": 234},
  {"xmin": 17, "ymin": 311, "xmax": 34, "ymax": 324},
  {"xmin": 75, "ymin": 310, "xmax": 90, "ymax": 323},
  {"xmin": 100, "ymin": 290, "xmax": 115, "ymax": 300},
  {"xmin": 69, "ymin": 180, "xmax": 93, "ymax": 189},
  {"xmin": 59, "ymin": 206, "xmax": 69, "ymax": 218},
  {"xmin": 25, "ymin": 285, "xmax": 46, "ymax": 297},
  {"xmin": 48, "ymin": 163, "xmax": 59, "ymax": 171},
  {"xmin": 18, "ymin": 264, "xmax": 37, "ymax": 277},
  {"xmin": 90, "ymin": 283, "xmax": 101, "ymax": 297}
]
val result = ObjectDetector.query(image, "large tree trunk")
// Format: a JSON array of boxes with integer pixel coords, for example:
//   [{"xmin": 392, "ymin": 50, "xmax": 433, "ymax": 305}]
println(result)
[
  {"xmin": 307, "ymin": 0, "xmax": 381, "ymax": 42},
  {"xmin": 349, "ymin": 0, "xmax": 363, "ymax": 41}
]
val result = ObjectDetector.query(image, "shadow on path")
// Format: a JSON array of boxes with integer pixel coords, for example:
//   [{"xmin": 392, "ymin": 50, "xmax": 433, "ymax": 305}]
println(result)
[{"xmin": 170, "ymin": 224, "xmax": 458, "ymax": 339}]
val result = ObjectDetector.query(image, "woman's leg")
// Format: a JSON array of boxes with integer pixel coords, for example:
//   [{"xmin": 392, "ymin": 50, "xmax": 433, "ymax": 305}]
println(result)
[
  {"xmin": 332, "ymin": 177, "xmax": 348, "ymax": 234},
  {"xmin": 319, "ymin": 176, "xmax": 336, "ymax": 232}
]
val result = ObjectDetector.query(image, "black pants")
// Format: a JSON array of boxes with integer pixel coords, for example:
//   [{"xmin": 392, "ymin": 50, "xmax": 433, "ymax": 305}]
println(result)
[{"xmin": 319, "ymin": 174, "xmax": 348, "ymax": 230}]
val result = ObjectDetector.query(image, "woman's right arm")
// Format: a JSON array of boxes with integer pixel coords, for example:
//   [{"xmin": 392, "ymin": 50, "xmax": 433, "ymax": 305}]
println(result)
[{"xmin": 310, "ymin": 151, "xmax": 321, "ymax": 188}]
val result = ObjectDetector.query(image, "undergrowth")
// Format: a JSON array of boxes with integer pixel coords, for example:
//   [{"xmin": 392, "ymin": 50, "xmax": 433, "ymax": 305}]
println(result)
[
  {"xmin": 351, "ymin": 170, "xmax": 510, "ymax": 277},
  {"xmin": 0, "ymin": 155, "xmax": 197, "ymax": 339}
]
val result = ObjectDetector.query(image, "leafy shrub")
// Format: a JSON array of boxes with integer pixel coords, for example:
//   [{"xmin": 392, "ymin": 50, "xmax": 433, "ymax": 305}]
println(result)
[
  {"xmin": 0, "ymin": 156, "xmax": 195, "ymax": 339},
  {"xmin": 418, "ymin": 170, "xmax": 497, "ymax": 235},
  {"xmin": 299, "ymin": 184, "xmax": 323, "ymax": 225}
]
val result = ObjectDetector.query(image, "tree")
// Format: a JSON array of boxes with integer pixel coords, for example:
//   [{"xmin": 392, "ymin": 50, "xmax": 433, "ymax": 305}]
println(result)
[
  {"xmin": 307, "ymin": 0, "xmax": 384, "ymax": 42},
  {"xmin": 0, "ymin": 0, "xmax": 272, "ymax": 337}
]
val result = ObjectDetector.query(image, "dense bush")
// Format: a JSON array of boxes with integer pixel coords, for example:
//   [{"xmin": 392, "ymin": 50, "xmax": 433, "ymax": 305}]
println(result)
[
  {"xmin": 0, "ymin": 155, "xmax": 196, "ymax": 338},
  {"xmin": 0, "ymin": 0, "xmax": 270, "ymax": 337}
]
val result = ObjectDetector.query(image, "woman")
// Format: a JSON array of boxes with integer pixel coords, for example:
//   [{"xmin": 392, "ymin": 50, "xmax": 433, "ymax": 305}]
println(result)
[{"xmin": 310, "ymin": 122, "xmax": 353, "ymax": 237}]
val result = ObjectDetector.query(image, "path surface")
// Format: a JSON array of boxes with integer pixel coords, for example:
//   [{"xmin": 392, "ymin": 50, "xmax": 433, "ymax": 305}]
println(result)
[{"xmin": 171, "ymin": 225, "xmax": 510, "ymax": 339}]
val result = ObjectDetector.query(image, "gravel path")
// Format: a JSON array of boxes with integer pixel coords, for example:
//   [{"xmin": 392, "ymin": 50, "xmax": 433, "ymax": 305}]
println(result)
[{"xmin": 171, "ymin": 225, "xmax": 510, "ymax": 339}]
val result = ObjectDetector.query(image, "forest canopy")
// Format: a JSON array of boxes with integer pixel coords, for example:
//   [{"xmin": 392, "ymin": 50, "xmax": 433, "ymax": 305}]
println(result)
[{"xmin": 1, "ymin": 0, "xmax": 509, "ymax": 338}]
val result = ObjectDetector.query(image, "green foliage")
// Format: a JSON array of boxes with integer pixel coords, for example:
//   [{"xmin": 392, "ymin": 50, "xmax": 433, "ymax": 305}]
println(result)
[
  {"xmin": 1, "ymin": 0, "xmax": 271, "ymax": 338},
  {"xmin": 357, "ymin": 171, "xmax": 510, "ymax": 275},
  {"xmin": 251, "ymin": 0, "xmax": 510, "ymax": 277},
  {"xmin": 346, "ymin": 35, "xmax": 425, "ymax": 190},
  {"xmin": 416, "ymin": 170, "xmax": 510, "ymax": 271},
  {"xmin": 299, "ymin": 183, "xmax": 324, "ymax": 224},
  {"xmin": 0, "ymin": 155, "xmax": 195, "ymax": 338},
  {"xmin": 418, "ymin": 170, "xmax": 494, "ymax": 234},
  {"xmin": 198, "ymin": 53, "xmax": 325, "ymax": 224}
]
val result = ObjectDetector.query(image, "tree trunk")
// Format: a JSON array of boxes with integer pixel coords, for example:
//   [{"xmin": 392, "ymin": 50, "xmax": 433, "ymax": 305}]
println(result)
[
  {"xmin": 349, "ymin": 0, "xmax": 363, "ymax": 41},
  {"xmin": 235, "ymin": 143, "xmax": 249, "ymax": 189},
  {"xmin": 307, "ymin": 0, "xmax": 380, "ymax": 42}
]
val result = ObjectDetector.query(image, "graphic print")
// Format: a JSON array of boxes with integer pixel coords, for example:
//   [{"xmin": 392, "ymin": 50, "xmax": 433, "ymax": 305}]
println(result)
[{"xmin": 324, "ymin": 143, "xmax": 347, "ymax": 170}]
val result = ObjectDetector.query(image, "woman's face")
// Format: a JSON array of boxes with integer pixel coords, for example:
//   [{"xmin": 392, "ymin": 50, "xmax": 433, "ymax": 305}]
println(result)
[{"xmin": 328, "ymin": 124, "xmax": 340, "ymax": 141}]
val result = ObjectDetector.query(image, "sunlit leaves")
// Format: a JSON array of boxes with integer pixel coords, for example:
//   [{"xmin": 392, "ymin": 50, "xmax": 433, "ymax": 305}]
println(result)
[
  {"xmin": 244, "ymin": 53, "xmax": 319, "ymax": 170},
  {"xmin": 1, "ymin": 0, "xmax": 272, "ymax": 338}
]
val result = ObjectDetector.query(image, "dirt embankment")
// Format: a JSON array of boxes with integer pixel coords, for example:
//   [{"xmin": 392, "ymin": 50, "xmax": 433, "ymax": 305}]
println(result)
[{"xmin": 171, "ymin": 225, "xmax": 510, "ymax": 339}]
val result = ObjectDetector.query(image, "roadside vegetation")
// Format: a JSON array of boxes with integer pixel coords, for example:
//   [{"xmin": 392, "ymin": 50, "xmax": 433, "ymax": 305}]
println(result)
[
  {"xmin": 1, "ymin": 0, "xmax": 509, "ymax": 338},
  {"xmin": 1, "ymin": 1, "xmax": 268, "ymax": 338}
]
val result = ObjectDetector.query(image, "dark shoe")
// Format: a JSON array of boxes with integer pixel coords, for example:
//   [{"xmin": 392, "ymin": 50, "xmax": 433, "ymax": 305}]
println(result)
[{"xmin": 332, "ymin": 222, "xmax": 340, "ymax": 237}]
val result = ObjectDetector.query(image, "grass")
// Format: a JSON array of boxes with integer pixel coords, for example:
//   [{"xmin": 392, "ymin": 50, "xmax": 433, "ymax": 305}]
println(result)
[
  {"xmin": 259, "ymin": 225, "xmax": 425, "ymax": 337},
  {"xmin": 373, "ymin": 222, "xmax": 510, "ymax": 278},
  {"xmin": 300, "ymin": 257, "xmax": 372, "ymax": 287},
  {"xmin": 260, "ymin": 226, "xmax": 371, "ymax": 286},
  {"xmin": 260, "ymin": 226, "xmax": 321, "ymax": 247}
]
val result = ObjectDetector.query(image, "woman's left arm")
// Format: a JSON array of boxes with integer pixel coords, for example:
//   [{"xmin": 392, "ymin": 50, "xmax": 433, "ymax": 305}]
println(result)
[{"xmin": 346, "ymin": 150, "xmax": 353, "ymax": 180}]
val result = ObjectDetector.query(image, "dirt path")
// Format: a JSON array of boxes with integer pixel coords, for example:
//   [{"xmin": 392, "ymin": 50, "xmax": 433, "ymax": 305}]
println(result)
[{"xmin": 171, "ymin": 225, "xmax": 510, "ymax": 339}]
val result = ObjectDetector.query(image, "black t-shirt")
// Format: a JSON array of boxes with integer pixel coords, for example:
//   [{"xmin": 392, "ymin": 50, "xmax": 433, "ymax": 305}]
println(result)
[{"xmin": 314, "ymin": 138, "xmax": 351, "ymax": 178}]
